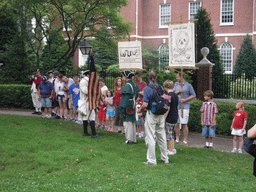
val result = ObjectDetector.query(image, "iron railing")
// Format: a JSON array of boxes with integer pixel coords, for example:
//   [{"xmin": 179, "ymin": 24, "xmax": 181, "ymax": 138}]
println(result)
[{"xmin": 213, "ymin": 74, "xmax": 256, "ymax": 99}]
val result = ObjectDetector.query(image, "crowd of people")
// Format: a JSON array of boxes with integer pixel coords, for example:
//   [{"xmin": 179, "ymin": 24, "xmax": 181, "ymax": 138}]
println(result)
[{"xmin": 29, "ymin": 68, "xmax": 256, "ymax": 177}]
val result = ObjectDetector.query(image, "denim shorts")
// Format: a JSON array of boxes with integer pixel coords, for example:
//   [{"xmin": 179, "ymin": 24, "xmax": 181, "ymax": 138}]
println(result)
[
  {"xmin": 202, "ymin": 125, "xmax": 216, "ymax": 137},
  {"xmin": 41, "ymin": 97, "xmax": 52, "ymax": 108},
  {"xmin": 135, "ymin": 116, "xmax": 142, "ymax": 126},
  {"xmin": 106, "ymin": 110, "xmax": 115, "ymax": 117}
]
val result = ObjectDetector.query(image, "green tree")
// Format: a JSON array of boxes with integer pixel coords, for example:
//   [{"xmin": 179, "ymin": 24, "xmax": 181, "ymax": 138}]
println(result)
[
  {"xmin": 142, "ymin": 42, "xmax": 159, "ymax": 69},
  {"xmin": 90, "ymin": 26, "xmax": 118, "ymax": 70},
  {"xmin": 0, "ymin": 5, "xmax": 31, "ymax": 84},
  {"xmin": 40, "ymin": 30, "xmax": 73, "ymax": 74},
  {"xmin": 0, "ymin": 5, "xmax": 17, "ymax": 52},
  {"xmin": 2, "ymin": 0, "xmax": 132, "ymax": 72},
  {"xmin": 194, "ymin": 8, "xmax": 223, "ymax": 94},
  {"xmin": 234, "ymin": 34, "xmax": 256, "ymax": 80}
]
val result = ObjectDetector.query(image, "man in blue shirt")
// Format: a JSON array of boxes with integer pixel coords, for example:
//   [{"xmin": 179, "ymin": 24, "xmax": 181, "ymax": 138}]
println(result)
[
  {"xmin": 139, "ymin": 70, "xmax": 169, "ymax": 165},
  {"xmin": 173, "ymin": 72, "xmax": 196, "ymax": 146},
  {"xmin": 39, "ymin": 76, "xmax": 54, "ymax": 118}
]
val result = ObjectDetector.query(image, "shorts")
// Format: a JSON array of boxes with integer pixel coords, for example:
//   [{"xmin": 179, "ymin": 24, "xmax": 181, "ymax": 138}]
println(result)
[
  {"xmin": 231, "ymin": 128, "xmax": 246, "ymax": 136},
  {"xmin": 68, "ymin": 99, "xmax": 73, "ymax": 109},
  {"xmin": 73, "ymin": 106, "xmax": 78, "ymax": 113},
  {"xmin": 177, "ymin": 109, "xmax": 190, "ymax": 126},
  {"xmin": 106, "ymin": 110, "xmax": 115, "ymax": 117},
  {"xmin": 41, "ymin": 97, "xmax": 52, "ymax": 108},
  {"xmin": 165, "ymin": 122, "xmax": 176, "ymax": 141},
  {"xmin": 53, "ymin": 96, "xmax": 59, "ymax": 107},
  {"xmin": 202, "ymin": 125, "xmax": 216, "ymax": 137},
  {"xmin": 57, "ymin": 95, "xmax": 65, "ymax": 103},
  {"xmin": 135, "ymin": 116, "xmax": 142, "ymax": 126}
]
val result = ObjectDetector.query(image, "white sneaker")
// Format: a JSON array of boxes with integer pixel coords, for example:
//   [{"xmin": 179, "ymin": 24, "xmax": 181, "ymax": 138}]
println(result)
[
  {"xmin": 231, "ymin": 148, "xmax": 237, "ymax": 153},
  {"xmin": 167, "ymin": 149, "xmax": 177, "ymax": 156},
  {"xmin": 46, "ymin": 115, "xmax": 51, "ymax": 118},
  {"xmin": 238, "ymin": 149, "xmax": 243, "ymax": 154}
]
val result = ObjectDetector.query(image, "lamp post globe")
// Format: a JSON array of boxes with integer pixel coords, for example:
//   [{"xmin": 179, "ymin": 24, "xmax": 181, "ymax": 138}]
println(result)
[{"xmin": 79, "ymin": 39, "xmax": 92, "ymax": 55}]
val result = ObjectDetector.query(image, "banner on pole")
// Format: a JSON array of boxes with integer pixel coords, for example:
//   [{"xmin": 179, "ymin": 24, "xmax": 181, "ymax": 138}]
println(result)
[
  {"xmin": 169, "ymin": 23, "xmax": 195, "ymax": 67},
  {"xmin": 118, "ymin": 41, "xmax": 142, "ymax": 69}
]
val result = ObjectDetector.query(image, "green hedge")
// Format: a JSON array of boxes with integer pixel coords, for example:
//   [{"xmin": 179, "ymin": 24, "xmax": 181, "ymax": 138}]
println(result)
[
  {"xmin": 188, "ymin": 100, "xmax": 256, "ymax": 136},
  {"xmin": 1, "ymin": 85, "xmax": 256, "ymax": 136},
  {"xmin": 0, "ymin": 84, "xmax": 33, "ymax": 109}
]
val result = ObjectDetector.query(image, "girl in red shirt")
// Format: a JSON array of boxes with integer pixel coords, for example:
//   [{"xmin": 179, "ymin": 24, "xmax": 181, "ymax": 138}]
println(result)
[
  {"xmin": 231, "ymin": 101, "xmax": 247, "ymax": 153},
  {"xmin": 113, "ymin": 77, "xmax": 124, "ymax": 133}
]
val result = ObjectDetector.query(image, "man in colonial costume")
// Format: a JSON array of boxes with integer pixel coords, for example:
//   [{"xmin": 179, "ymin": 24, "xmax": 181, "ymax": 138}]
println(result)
[
  {"xmin": 79, "ymin": 55, "xmax": 103, "ymax": 138},
  {"xmin": 119, "ymin": 70, "xmax": 140, "ymax": 144}
]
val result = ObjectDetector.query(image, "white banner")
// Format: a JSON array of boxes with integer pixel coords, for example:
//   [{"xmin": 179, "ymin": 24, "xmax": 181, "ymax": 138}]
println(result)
[
  {"xmin": 169, "ymin": 23, "xmax": 195, "ymax": 67},
  {"xmin": 118, "ymin": 41, "xmax": 142, "ymax": 69}
]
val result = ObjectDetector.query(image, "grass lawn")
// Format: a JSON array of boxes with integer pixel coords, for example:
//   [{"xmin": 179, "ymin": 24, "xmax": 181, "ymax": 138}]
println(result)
[{"xmin": 0, "ymin": 114, "xmax": 255, "ymax": 191}]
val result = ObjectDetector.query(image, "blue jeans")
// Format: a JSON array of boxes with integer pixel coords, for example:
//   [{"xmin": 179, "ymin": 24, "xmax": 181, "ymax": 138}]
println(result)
[
  {"xmin": 41, "ymin": 97, "xmax": 52, "ymax": 108},
  {"xmin": 202, "ymin": 125, "xmax": 216, "ymax": 137}
]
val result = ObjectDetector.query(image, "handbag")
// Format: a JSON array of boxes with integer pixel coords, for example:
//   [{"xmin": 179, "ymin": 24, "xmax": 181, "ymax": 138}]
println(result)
[{"xmin": 77, "ymin": 99, "xmax": 87, "ymax": 115}]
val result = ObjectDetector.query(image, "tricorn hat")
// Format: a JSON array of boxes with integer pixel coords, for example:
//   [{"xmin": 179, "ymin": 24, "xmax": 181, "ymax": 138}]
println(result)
[
  {"xmin": 83, "ymin": 70, "xmax": 90, "ymax": 76},
  {"xmin": 122, "ymin": 70, "xmax": 135, "ymax": 78}
]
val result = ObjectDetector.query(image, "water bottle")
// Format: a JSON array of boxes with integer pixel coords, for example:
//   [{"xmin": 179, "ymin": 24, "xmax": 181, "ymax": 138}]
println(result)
[{"xmin": 151, "ymin": 102, "xmax": 157, "ymax": 114}]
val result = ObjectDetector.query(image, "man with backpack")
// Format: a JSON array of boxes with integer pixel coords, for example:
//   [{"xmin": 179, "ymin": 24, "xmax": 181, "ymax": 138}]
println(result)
[{"xmin": 139, "ymin": 70, "xmax": 169, "ymax": 165}]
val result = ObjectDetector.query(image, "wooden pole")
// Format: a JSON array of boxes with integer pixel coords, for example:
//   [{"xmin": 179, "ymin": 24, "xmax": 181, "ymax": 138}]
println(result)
[{"xmin": 180, "ymin": 68, "xmax": 184, "ymax": 118}]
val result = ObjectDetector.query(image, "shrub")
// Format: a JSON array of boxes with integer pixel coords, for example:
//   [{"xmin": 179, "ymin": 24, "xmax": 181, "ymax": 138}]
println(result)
[
  {"xmin": 230, "ymin": 74, "xmax": 256, "ymax": 99},
  {"xmin": 0, "ymin": 84, "xmax": 33, "ymax": 109},
  {"xmin": 106, "ymin": 64, "xmax": 121, "ymax": 77}
]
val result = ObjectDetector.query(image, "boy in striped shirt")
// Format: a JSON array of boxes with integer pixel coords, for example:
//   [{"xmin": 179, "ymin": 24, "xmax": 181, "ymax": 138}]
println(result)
[{"xmin": 200, "ymin": 90, "xmax": 218, "ymax": 148}]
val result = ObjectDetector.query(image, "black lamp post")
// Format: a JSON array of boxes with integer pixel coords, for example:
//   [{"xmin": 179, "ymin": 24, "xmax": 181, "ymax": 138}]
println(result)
[{"xmin": 79, "ymin": 39, "xmax": 92, "ymax": 55}]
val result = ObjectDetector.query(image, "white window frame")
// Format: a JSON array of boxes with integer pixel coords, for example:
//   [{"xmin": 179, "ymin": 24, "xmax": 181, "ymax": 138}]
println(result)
[
  {"xmin": 189, "ymin": 1, "xmax": 201, "ymax": 21},
  {"xmin": 159, "ymin": 4, "xmax": 171, "ymax": 28},
  {"xmin": 220, "ymin": 42, "xmax": 233, "ymax": 74},
  {"xmin": 220, "ymin": 0, "xmax": 234, "ymax": 26},
  {"xmin": 78, "ymin": 49, "xmax": 89, "ymax": 68},
  {"xmin": 159, "ymin": 44, "xmax": 169, "ymax": 68}
]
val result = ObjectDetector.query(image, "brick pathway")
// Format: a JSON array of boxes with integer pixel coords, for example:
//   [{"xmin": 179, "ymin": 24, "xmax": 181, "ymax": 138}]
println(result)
[{"xmin": 0, "ymin": 108, "xmax": 237, "ymax": 153}]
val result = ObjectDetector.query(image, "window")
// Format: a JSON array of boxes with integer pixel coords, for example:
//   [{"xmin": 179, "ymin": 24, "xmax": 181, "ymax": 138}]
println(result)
[
  {"xmin": 159, "ymin": 44, "xmax": 169, "ymax": 68},
  {"xmin": 220, "ymin": 42, "xmax": 233, "ymax": 73},
  {"xmin": 221, "ymin": 0, "xmax": 234, "ymax": 25},
  {"xmin": 189, "ymin": 1, "xmax": 201, "ymax": 20},
  {"xmin": 159, "ymin": 4, "xmax": 171, "ymax": 28}
]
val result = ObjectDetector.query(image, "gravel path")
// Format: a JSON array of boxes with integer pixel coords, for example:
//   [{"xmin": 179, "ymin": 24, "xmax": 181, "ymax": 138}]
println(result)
[{"xmin": 0, "ymin": 108, "xmax": 237, "ymax": 153}]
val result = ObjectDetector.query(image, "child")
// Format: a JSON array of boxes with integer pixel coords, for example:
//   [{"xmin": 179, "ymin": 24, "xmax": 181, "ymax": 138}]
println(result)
[
  {"xmin": 69, "ymin": 76, "xmax": 80, "ymax": 122},
  {"xmin": 105, "ymin": 90, "xmax": 115, "ymax": 132},
  {"xmin": 231, "ymin": 101, "xmax": 247, "ymax": 153},
  {"xmin": 135, "ymin": 98, "xmax": 143, "ymax": 138},
  {"xmin": 244, "ymin": 124, "xmax": 256, "ymax": 179},
  {"xmin": 98, "ymin": 95, "xmax": 107, "ymax": 129},
  {"xmin": 163, "ymin": 80, "xmax": 179, "ymax": 156},
  {"xmin": 200, "ymin": 90, "xmax": 218, "ymax": 149}
]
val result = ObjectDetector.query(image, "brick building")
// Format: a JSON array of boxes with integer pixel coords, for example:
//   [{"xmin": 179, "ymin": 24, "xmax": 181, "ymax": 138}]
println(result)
[{"xmin": 118, "ymin": 0, "xmax": 256, "ymax": 74}]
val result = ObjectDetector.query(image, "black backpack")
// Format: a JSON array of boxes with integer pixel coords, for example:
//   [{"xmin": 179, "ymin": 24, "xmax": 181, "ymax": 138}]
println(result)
[{"xmin": 148, "ymin": 84, "xmax": 169, "ymax": 115}]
